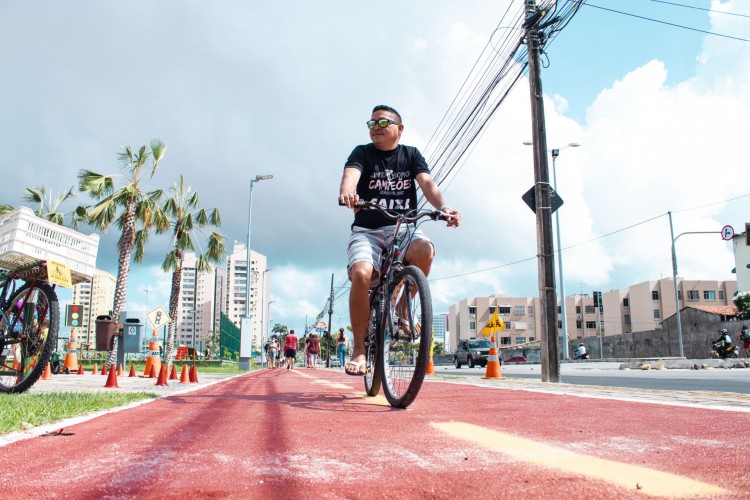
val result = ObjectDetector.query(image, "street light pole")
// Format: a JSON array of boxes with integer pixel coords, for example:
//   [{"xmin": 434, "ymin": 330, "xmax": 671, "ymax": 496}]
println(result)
[
  {"xmin": 524, "ymin": 141, "xmax": 579, "ymax": 360},
  {"xmin": 259, "ymin": 268, "xmax": 274, "ymax": 364},
  {"xmin": 240, "ymin": 174, "xmax": 273, "ymax": 371},
  {"xmin": 669, "ymin": 211, "xmax": 720, "ymax": 358}
]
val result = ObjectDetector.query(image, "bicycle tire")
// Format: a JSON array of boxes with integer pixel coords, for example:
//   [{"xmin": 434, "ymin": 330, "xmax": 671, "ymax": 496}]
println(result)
[
  {"xmin": 380, "ymin": 266, "xmax": 432, "ymax": 408},
  {"xmin": 364, "ymin": 300, "xmax": 383, "ymax": 396},
  {"xmin": 0, "ymin": 282, "xmax": 59, "ymax": 394}
]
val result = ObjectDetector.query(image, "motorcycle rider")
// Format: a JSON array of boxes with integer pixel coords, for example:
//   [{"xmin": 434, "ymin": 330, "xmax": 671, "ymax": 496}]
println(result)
[
  {"xmin": 713, "ymin": 328, "xmax": 734, "ymax": 357},
  {"xmin": 575, "ymin": 343, "xmax": 587, "ymax": 360}
]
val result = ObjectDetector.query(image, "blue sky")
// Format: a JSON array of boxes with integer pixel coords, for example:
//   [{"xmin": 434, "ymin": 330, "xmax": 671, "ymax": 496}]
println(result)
[{"xmin": 1, "ymin": 1, "xmax": 748, "ymax": 336}]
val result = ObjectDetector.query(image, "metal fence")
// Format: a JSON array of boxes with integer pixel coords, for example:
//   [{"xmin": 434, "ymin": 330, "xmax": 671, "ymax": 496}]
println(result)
[{"xmin": 220, "ymin": 313, "xmax": 240, "ymax": 360}]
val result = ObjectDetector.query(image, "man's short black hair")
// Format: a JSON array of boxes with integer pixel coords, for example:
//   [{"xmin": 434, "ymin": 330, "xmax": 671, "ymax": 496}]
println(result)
[{"xmin": 373, "ymin": 105, "xmax": 402, "ymax": 123}]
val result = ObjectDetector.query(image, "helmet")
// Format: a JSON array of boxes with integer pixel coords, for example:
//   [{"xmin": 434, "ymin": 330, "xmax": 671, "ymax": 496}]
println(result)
[
  {"xmin": 720, "ymin": 328, "xmax": 728, "ymax": 335},
  {"xmin": 579, "ymin": 343, "xmax": 584, "ymax": 346}
]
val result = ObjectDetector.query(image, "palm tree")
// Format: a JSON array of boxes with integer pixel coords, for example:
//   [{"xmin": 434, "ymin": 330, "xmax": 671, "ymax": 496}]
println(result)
[
  {"xmin": 154, "ymin": 175, "xmax": 225, "ymax": 364},
  {"xmin": 22, "ymin": 185, "xmax": 87, "ymax": 228},
  {"xmin": 0, "ymin": 185, "xmax": 86, "ymax": 226},
  {"xmin": 78, "ymin": 139, "xmax": 168, "ymax": 365}
]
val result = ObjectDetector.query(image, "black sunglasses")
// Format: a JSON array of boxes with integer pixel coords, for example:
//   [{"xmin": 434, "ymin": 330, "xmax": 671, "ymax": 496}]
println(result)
[{"xmin": 367, "ymin": 118, "xmax": 400, "ymax": 130}]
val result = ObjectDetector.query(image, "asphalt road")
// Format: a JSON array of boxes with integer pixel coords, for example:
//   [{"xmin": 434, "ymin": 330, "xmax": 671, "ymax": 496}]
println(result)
[
  {"xmin": 436, "ymin": 361, "xmax": 750, "ymax": 394},
  {"xmin": 2, "ymin": 367, "xmax": 750, "ymax": 498}
]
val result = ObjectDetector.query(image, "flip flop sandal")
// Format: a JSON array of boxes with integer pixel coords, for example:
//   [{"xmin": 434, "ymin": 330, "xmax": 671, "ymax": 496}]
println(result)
[
  {"xmin": 344, "ymin": 359, "xmax": 367, "ymax": 376},
  {"xmin": 395, "ymin": 319, "xmax": 421, "ymax": 341}
]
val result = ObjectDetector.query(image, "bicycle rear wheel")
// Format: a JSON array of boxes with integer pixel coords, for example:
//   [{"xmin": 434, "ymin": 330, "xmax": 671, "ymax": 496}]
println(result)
[
  {"xmin": 380, "ymin": 266, "xmax": 432, "ymax": 408},
  {"xmin": 0, "ymin": 282, "xmax": 59, "ymax": 394},
  {"xmin": 364, "ymin": 303, "xmax": 382, "ymax": 397}
]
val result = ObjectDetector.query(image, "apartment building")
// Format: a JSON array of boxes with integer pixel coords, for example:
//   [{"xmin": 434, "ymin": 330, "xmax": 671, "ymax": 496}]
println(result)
[
  {"xmin": 432, "ymin": 313, "xmax": 448, "ymax": 349},
  {"xmin": 448, "ymin": 277, "xmax": 737, "ymax": 351},
  {"xmin": 71, "ymin": 269, "xmax": 116, "ymax": 351},
  {"xmin": 174, "ymin": 252, "xmax": 219, "ymax": 351},
  {"xmin": 224, "ymin": 241, "xmax": 268, "ymax": 349}
]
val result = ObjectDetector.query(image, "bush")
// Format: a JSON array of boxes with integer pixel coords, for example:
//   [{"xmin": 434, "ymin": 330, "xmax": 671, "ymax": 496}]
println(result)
[{"xmin": 734, "ymin": 291, "xmax": 750, "ymax": 320}]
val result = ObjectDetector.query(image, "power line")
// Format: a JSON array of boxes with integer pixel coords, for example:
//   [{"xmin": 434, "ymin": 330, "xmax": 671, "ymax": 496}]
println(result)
[
  {"xmin": 578, "ymin": 1, "xmax": 750, "ymax": 43},
  {"xmin": 647, "ymin": 0, "xmax": 750, "ymax": 19}
]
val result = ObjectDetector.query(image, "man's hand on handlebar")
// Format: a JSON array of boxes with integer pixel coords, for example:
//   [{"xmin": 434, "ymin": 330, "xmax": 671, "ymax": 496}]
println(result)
[
  {"xmin": 439, "ymin": 207, "xmax": 461, "ymax": 228},
  {"xmin": 339, "ymin": 193, "xmax": 360, "ymax": 210}
]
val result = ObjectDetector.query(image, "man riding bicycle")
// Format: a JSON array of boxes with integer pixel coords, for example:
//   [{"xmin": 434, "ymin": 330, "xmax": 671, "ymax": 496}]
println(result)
[{"xmin": 338, "ymin": 104, "xmax": 460, "ymax": 376}]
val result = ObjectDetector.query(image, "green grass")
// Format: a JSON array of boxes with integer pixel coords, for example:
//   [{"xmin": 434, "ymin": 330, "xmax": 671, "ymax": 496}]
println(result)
[{"xmin": 0, "ymin": 392, "xmax": 158, "ymax": 435}]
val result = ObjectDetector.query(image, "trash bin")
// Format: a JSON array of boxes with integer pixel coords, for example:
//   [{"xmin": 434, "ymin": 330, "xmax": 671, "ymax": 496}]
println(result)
[
  {"xmin": 95, "ymin": 315, "xmax": 118, "ymax": 351},
  {"xmin": 122, "ymin": 318, "xmax": 144, "ymax": 353}
]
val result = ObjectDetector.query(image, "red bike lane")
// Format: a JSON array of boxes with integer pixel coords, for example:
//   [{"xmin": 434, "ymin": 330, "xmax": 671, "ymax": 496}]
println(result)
[{"xmin": 3, "ymin": 368, "xmax": 750, "ymax": 499}]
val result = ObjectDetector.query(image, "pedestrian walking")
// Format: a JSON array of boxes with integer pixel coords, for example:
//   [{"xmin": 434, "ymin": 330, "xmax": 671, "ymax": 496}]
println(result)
[
  {"xmin": 284, "ymin": 330, "xmax": 298, "ymax": 370},
  {"xmin": 336, "ymin": 328, "xmax": 347, "ymax": 369},
  {"xmin": 268, "ymin": 337, "xmax": 280, "ymax": 368},
  {"xmin": 307, "ymin": 333, "xmax": 321, "ymax": 369}
]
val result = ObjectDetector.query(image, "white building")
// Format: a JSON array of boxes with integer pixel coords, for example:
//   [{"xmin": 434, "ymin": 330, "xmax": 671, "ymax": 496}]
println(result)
[
  {"xmin": 224, "ymin": 241, "xmax": 268, "ymax": 350},
  {"xmin": 71, "ymin": 269, "xmax": 116, "ymax": 355}
]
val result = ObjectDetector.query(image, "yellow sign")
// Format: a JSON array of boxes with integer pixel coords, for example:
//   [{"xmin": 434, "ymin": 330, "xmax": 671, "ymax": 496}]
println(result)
[
  {"xmin": 480, "ymin": 309, "xmax": 506, "ymax": 337},
  {"xmin": 146, "ymin": 306, "xmax": 172, "ymax": 329},
  {"xmin": 46, "ymin": 260, "xmax": 72, "ymax": 288}
]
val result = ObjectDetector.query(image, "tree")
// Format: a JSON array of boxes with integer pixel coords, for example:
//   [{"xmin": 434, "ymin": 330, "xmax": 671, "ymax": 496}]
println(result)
[
  {"xmin": 78, "ymin": 139, "xmax": 168, "ymax": 365},
  {"xmin": 155, "ymin": 175, "xmax": 225, "ymax": 364},
  {"xmin": 271, "ymin": 323, "xmax": 289, "ymax": 336},
  {"xmin": 0, "ymin": 185, "xmax": 86, "ymax": 227},
  {"xmin": 204, "ymin": 329, "xmax": 221, "ymax": 360},
  {"xmin": 734, "ymin": 291, "xmax": 750, "ymax": 320}
]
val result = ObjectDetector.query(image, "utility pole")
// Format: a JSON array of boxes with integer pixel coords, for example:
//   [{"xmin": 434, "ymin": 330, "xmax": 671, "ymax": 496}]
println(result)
[
  {"xmin": 525, "ymin": 0, "xmax": 560, "ymax": 382},
  {"xmin": 326, "ymin": 274, "xmax": 334, "ymax": 368}
]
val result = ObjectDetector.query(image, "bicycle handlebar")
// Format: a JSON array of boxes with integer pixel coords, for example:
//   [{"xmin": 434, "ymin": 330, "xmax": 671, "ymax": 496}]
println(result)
[{"xmin": 338, "ymin": 200, "xmax": 451, "ymax": 223}]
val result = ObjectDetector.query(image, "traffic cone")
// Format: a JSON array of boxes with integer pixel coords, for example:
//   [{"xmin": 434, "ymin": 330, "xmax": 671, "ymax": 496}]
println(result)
[
  {"xmin": 91, "ymin": 363, "xmax": 98, "ymax": 375},
  {"xmin": 143, "ymin": 330, "xmax": 162, "ymax": 377},
  {"xmin": 155, "ymin": 365, "xmax": 168, "ymax": 386},
  {"xmin": 169, "ymin": 364, "xmax": 178, "ymax": 380},
  {"xmin": 101, "ymin": 363, "xmax": 108, "ymax": 376},
  {"xmin": 189, "ymin": 365, "xmax": 199, "ymax": 383},
  {"xmin": 104, "ymin": 365, "xmax": 119, "ymax": 388},
  {"xmin": 179, "ymin": 364, "xmax": 190, "ymax": 384},
  {"xmin": 426, "ymin": 327, "xmax": 436, "ymax": 375},
  {"xmin": 77, "ymin": 365, "xmax": 84, "ymax": 375},
  {"xmin": 483, "ymin": 335, "xmax": 503, "ymax": 379},
  {"xmin": 148, "ymin": 364, "xmax": 156, "ymax": 378},
  {"xmin": 63, "ymin": 331, "xmax": 79, "ymax": 372},
  {"xmin": 42, "ymin": 362, "xmax": 53, "ymax": 380},
  {"xmin": 117, "ymin": 364, "xmax": 124, "ymax": 376},
  {"xmin": 128, "ymin": 364, "xmax": 136, "ymax": 377}
]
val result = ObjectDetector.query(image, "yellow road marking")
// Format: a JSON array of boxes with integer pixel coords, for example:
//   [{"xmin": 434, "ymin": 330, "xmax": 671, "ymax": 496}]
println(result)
[
  {"xmin": 356, "ymin": 393, "xmax": 390, "ymax": 406},
  {"xmin": 431, "ymin": 422, "xmax": 726, "ymax": 497},
  {"xmin": 311, "ymin": 379, "xmax": 352, "ymax": 390}
]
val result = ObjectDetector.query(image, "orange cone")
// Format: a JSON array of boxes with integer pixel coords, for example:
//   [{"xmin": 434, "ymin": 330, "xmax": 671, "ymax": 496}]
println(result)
[
  {"xmin": 77, "ymin": 365, "xmax": 84, "ymax": 375},
  {"xmin": 128, "ymin": 364, "xmax": 136, "ymax": 377},
  {"xmin": 426, "ymin": 356, "xmax": 435, "ymax": 375},
  {"xmin": 143, "ymin": 330, "xmax": 162, "ymax": 377},
  {"xmin": 155, "ymin": 365, "xmax": 168, "ymax": 386},
  {"xmin": 91, "ymin": 363, "xmax": 98, "ymax": 375},
  {"xmin": 169, "ymin": 364, "xmax": 178, "ymax": 380},
  {"xmin": 148, "ymin": 364, "xmax": 156, "ymax": 378},
  {"xmin": 104, "ymin": 365, "xmax": 119, "ymax": 388},
  {"xmin": 189, "ymin": 365, "xmax": 199, "ymax": 383},
  {"xmin": 483, "ymin": 335, "xmax": 503, "ymax": 379},
  {"xmin": 179, "ymin": 364, "xmax": 190, "ymax": 384},
  {"xmin": 101, "ymin": 363, "xmax": 108, "ymax": 376},
  {"xmin": 42, "ymin": 362, "xmax": 53, "ymax": 380},
  {"xmin": 117, "ymin": 364, "xmax": 123, "ymax": 376},
  {"xmin": 63, "ymin": 331, "xmax": 79, "ymax": 372}
]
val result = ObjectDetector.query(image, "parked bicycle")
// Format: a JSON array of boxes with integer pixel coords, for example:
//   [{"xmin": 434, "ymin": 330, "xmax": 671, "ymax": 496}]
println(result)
[
  {"xmin": 346, "ymin": 200, "xmax": 451, "ymax": 408},
  {"xmin": 0, "ymin": 267, "xmax": 59, "ymax": 393}
]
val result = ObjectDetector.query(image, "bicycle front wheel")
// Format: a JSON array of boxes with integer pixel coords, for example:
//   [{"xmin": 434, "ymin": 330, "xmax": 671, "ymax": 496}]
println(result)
[
  {"xmin": 0, "ymin": 282, "xmax": 59, "ymax": 394},
  {"xmin": 380, "ymin": 266, "xmax": 432, "ymax": 408}
]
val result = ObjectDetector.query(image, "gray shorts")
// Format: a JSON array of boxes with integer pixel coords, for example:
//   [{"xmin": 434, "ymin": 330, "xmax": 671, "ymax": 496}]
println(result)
[{"xmin": 347, "ymin": 225, "xmax": 432, "ymax": 286}]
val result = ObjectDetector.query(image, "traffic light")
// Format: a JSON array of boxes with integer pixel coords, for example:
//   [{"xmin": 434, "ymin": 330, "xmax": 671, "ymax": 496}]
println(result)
[{"xmin": 66, "ymin": 304, "xmax": 83, "ymax": 328}]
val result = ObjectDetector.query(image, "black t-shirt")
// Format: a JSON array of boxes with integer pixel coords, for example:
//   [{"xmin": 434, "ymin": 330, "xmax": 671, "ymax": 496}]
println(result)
[{"xmin": 345, "ymin": 144, "xmax": 430, "ymax": 229}]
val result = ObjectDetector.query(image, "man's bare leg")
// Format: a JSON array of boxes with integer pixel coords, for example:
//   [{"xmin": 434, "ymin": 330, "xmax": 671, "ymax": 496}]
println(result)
[
  {"xmin": 347, "ymin": 261, "xmax": 373, "ymax": 374},
  {"xmin": 404, "ymin": 239, "xmax": 434, "ymax": 277}
]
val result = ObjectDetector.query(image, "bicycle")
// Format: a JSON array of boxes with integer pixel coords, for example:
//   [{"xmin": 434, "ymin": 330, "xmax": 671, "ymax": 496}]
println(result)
[
  {"xmin": 346, "ymin": 200, "xmax": 450, "ymax": 408},
  {"xmin": 0, "ymin": 265, "xmax": 59, "ymax": 393}
]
